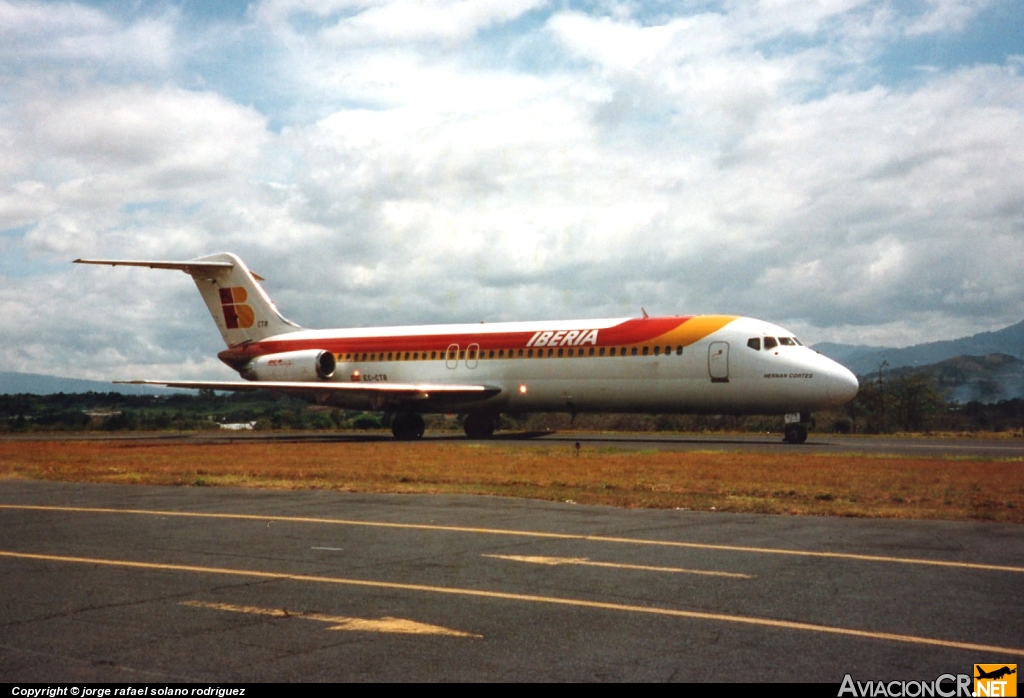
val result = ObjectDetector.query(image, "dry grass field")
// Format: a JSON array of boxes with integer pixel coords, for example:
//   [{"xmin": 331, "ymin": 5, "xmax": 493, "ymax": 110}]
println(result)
[{"xmin": 1, "ymin": 437, "xmax": 1021, "ymax": 522}]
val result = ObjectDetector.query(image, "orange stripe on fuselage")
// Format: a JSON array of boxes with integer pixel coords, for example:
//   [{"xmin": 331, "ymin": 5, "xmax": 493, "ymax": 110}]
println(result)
[{"xmin": 221, "ymin": 316, "xmax": 739, "ymax": 361}]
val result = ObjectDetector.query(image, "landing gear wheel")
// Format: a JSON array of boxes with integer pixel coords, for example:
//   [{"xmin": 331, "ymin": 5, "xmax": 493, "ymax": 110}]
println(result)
[
  {"xmin": 784, "ymin": 424, "xmax": 808, "ymax": 444},
  {"xmin": 463, "ymin": 414, "xmax": 496, "ymax": 439},
  {"xmin": 392, "ymin": 413, "xmax": 425, "ymax": 440}
]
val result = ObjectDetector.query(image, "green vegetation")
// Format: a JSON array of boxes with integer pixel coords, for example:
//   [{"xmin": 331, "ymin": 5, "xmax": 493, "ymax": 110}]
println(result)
[
  {"xmin": 1, "ymin": 375, "xmax": 1022, "ymax": 435},
  {"xmin": 0, "ymin": 390, "xmax": 390, "ymax": 433}
]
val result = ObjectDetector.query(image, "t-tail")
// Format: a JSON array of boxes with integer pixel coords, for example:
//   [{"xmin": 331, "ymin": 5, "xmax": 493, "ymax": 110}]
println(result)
[{"xmin": 74, "ymin": 252, "xmax": 301, "ymax": 347}]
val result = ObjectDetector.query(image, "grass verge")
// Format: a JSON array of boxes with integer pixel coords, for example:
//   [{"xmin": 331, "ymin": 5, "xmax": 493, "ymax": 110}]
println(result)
[{"xmin": 0, "ymin": 439, "xmax": 1021, "ymax": 522}]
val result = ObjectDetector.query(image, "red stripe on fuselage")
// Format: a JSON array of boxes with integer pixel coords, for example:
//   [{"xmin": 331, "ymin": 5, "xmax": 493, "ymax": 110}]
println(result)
[{"xmin": 219, "ymin": 316, "xmax": 723, "ymax": 362}]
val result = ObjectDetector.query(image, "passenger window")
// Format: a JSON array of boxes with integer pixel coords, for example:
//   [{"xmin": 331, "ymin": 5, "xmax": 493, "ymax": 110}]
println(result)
[
  {"xmin": 528, "ymin": 349, "xmax": 534, "ymax": 358},
  {"xmin": 747, "ymin": 338, "xmax": 761, "ymax": 351},
  {"xmin": 631, "ymin": 347, "xmax": 638, "ymax": 356},
  {"xmin": 609, "ymin": 347, "xmax": 616, "ymax": 356},
  {"xmin": 676, "ymin": 346, "xmax": 683, "ymax": 355},
  {"xmin": 599, "ymin": 347, "xmax": 606, "ymax": 356},
  {"xmin": 764, "ymin": 337, "xmax": 778, "ymax": 350},
  {"xmin": 643, "ymin": 346, "xmax": 649, "ymax": 356},
  {"xmin": 589, "ymin": 348, "xmax": 595, "ymax": 356},
  {"xmin": 558, "ymin": 348, "xmax": 564, "ymax": 357}
]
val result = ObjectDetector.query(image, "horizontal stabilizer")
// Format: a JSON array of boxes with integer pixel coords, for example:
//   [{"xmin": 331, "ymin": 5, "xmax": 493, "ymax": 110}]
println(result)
[
  {"xmin": 73, "ymin": 258, "xmax": 268, "ymax": 280},
  {"xmin": 76, "ymin": 253, "xmax": 288, "ymax": 345},
  {"xmin": 75, "ymin": 258, "xmax": 232, "ymax": 272}
]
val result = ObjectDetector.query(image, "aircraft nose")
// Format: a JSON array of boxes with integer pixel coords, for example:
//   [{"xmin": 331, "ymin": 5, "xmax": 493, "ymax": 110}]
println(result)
[{"xmin": 827, "ymin": 364, "xmax": 859, "ymax": 406}]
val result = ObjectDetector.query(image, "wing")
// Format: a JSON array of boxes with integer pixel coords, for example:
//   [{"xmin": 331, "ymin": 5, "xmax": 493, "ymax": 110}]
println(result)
[{"xmin": 114, "ymin": 380, "xmax": 501, "ymax": 406}]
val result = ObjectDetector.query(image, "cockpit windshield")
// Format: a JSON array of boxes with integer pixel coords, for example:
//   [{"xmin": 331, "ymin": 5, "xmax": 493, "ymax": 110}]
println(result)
[{"xmin": 753, "ymin": 336, "xmax": 803, "ymax": 350}]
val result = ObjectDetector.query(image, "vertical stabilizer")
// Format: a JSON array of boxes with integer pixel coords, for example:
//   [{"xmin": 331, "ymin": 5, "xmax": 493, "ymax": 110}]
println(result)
[
  {"xmin": 74, "ymin": 252, "xmax": 302, "ymax": 347},
  {"xmin": 184, "ymin": 253, "xmax": 301, "ymax": 346}
]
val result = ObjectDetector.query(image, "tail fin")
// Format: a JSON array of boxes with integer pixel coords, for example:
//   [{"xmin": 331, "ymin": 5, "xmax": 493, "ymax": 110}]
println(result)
[{"xmin": 74, "ymin": 252, "xmax": 301, "ymax": 347}]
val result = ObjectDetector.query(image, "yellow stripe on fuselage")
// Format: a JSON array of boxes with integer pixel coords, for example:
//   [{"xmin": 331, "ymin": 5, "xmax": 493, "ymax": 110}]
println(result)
[{"xmin": 652, "ymin": 315, "xmax": 737, "ymax": 347}]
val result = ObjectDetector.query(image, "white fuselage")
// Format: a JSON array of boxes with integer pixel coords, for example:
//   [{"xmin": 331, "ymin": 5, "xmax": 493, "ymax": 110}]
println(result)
[{"xmin": 229, "ymin": 315, "xmax": 859, "ymax": 416}]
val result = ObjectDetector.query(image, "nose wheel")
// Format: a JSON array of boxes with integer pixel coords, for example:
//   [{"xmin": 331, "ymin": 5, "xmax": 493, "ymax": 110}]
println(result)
[{"xmin": 783, "ymin": 423, "xmax": 808, "ymax": 444}]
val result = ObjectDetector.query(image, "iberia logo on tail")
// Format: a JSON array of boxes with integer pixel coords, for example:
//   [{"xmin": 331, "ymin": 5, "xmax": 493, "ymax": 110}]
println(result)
[{"xmin": 219, "ymin": 287, "xmax": 254, "ymax": 329}]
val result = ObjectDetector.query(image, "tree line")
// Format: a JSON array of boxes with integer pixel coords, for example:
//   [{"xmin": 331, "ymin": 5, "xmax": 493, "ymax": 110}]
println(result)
[{"xmin": 1, "ymin": 378, "xmax": 1022, "ymax": 435}]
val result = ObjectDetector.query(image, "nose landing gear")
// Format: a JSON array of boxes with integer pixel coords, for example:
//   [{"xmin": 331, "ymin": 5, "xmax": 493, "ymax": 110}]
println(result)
[
  {"xmin": 783, "ymin": 423, "xmax": 808, "ymax": 444},
  {"xmin": 783, "ymin": 412, "xmax": 809, "ymax": 444}
]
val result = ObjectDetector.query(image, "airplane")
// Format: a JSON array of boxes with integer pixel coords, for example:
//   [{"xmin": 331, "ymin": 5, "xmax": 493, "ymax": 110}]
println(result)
[
  {"xmin": 976, "ymin": 667, "xmax": 1016, "ymax": 681},
  {"xmin": 74, "ymin": 252, "xmax": 859, "ymax": 443}
]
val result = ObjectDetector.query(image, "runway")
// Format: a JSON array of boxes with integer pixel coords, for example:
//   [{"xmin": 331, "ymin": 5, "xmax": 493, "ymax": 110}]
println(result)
[{"xmin": 1, "ymin": 480, "xmax": 1021, "ymax": 682}]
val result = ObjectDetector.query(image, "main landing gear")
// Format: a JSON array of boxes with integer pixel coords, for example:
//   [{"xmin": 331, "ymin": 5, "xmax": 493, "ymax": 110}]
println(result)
[
  {"xmin": 463, "ymin": 413, "xmax": 496, "ymax": 439},
  {"xmin": 391, "ymin": 413, "xmax": 425, "ymax": 440}
]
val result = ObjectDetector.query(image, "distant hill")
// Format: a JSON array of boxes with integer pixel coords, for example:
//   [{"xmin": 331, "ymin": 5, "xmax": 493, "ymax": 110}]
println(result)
[
  {"xmin": 0, "ymin": 372, "xmax": 177, "ymax": 395},
  {"xmin": 814, "ymin": 319, "xmax": 1024, "ymax": 376},
  {"xmin": 884, "ymin": 354, "xmax": 1024, "ymax": 403}
]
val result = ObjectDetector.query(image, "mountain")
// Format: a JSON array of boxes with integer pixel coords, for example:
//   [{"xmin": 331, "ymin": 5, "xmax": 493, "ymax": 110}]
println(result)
[
  {"xmin": 814, "ymin": 319, "xmax": 1024, "ymax": 377},
  {"xmin": 0, "ymin": 372, "xmax": 177, "ymax": 395},
  {"xmin": 885, "ymin": 354, "xmax": 1024, "ymax": 403}
]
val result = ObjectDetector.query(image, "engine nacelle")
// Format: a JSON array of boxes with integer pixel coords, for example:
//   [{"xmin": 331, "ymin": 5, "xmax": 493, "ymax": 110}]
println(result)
[{"xmin": 240, "ymin": 350, "xmax": 336, "ymax": 382}]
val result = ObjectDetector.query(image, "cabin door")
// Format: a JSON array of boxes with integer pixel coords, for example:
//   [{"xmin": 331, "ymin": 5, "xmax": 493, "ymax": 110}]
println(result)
[
  {"xmin": 708, "ymin": 342, "xmax": 729, "ymax": 382},
  {"xmin": 445, "ymin": 343, "xmax": 459, "ymax": 370}
]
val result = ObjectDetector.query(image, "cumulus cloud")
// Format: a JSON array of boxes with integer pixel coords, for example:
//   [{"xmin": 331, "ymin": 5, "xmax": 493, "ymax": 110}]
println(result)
[
  {"xmin": 904, "ymin": 0, "xmax": 995, "ymax": 35},
  {"xmin": 3, "ymin": 85, "xmax": 269, "ymax": 265},
  {"xmin": 0, "ymin": 0, "xmax": 175, "ymax": 68},
  {"xmin": 0, "ymin": 0, "xmax": 1021, "ymax": 380},
  {"xmin": 255, "ymin": 0, "xmax": 545, "ymax": 41}
]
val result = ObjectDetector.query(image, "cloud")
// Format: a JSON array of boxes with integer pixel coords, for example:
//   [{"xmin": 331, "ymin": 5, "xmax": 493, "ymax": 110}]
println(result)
[
  {"xmin": 3, "ymin": 85, "xmax": 269, "ymax": 264},
  {"xmin": 1, "ymin": 0, "xmax": 1022, "ymax": 380},
  {"xmin": 904, "ymin": 0, "xmax": 995, "ymax": 35},
  {"xmin": 0, "ymin": 0, "xmax": 175, "ymax": 68}
]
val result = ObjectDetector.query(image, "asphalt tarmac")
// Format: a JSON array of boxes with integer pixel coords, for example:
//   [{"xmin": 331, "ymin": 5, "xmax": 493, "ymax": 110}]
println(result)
[{"xmin": 1, "ymin": 479, "xmax": 1021, "ymax": 682}]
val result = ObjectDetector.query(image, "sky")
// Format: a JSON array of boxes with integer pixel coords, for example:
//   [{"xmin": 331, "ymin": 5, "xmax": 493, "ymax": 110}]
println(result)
[{"xmin": 1, "ymin": 0, "xmax": 1022, "ymax": 381}]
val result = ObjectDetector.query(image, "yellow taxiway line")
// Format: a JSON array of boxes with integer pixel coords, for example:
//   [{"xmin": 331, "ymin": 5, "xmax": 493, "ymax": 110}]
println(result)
[
  {"xmin": 2, "ymin": 549, "xmax": 1022, "ymax": 657},
  {"xmin": 2, "ymin": 504, "xmax": 1021, "ymax": 573}
]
